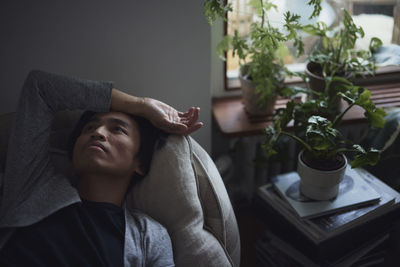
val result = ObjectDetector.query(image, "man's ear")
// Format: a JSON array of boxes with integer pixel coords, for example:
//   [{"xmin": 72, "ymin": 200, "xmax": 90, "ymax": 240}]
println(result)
[
  {"xmin": 135, "ymin": 166, "xmax": 145, "ymax": 176},
  {"xmin": 133, "ymin": 158, "xmax": 145, "ymax": 176}
]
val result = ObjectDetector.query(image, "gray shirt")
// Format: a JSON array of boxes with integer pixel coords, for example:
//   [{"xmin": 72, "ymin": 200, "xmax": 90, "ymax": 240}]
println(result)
[{"xmin": 0, "ymin": 70, "xmax": 174, "ymax": 267}]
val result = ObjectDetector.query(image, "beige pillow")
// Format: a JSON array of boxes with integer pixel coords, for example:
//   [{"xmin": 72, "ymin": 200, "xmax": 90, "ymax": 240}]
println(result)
[{"xmin": 128, "ymin": 135, "xmax": 240, "ymax": 267}]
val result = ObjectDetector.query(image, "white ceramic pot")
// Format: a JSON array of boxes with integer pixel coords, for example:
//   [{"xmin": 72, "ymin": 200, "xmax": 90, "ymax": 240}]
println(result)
[{"xmin": 297, "ymin": 151, "xmax": 347, "ymax": 200}]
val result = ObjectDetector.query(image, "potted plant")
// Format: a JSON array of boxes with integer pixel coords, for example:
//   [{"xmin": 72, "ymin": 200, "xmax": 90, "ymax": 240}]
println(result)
[
  {"xmin": 302, "ymin": 9, "xmax": 383, "ymax": 102},
  {"xmin": 204, "ymin": 0, "xmax": 322, "ymax": 117},
  {"xmin": 262, "ymin": 77, "xmax": 387, "ymax": 200}
]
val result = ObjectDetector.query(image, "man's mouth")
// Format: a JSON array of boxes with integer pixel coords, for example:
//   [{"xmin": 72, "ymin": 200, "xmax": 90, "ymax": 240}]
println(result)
[{"xmin": 87, "ymin": 142, "xmax": 106, "ymax": 152}]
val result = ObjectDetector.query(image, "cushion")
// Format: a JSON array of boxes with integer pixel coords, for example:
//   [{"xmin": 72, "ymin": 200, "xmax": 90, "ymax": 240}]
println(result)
[
  {"xmin": 0, "ymin": 111, "xmax": 241, "ymax": 267},
  {"xmin": 128, "ymin": 135, "xmax": 240, "ymax": 267}
]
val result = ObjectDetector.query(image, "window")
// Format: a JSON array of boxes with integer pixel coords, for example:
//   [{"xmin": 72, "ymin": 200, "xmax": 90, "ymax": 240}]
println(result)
[{"xmin": 224, "ymin": 0, "xmax": 398, "ymax": 90}]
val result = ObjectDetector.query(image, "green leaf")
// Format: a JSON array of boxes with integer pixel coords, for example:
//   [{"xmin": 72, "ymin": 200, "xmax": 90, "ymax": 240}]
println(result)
[
  {"xmin": 216, "ymin": 35, "xmax": 232, "ymax": 60},
  {"xmin": 279, "ymin": 86, "xmax": 313, "ymax": 97},
  {"xmin": 284, "ymin": 11, "xmax": 301, "ymax": 39},
  {"xmin": 338, "ymin": 91, "xmax": 355, "ymax": 104},
  {"xmin": 369, "ymin": 37, "xmax": 383, "ymax": 53},
  {"xmin": 365, "ymin": 107, "xmax": 387, "ymax": 129},
  {"xmin": 204, "ymin": 0, "xmax": 232, "ymax": 25},
  {"xmin": 305, "ymin": 116, "xmax": 340, "ymax": 151},
  {"xmin": 349, "ymin": 88, "xmax": 387, "ymax": 128},
  {"xmin": 356, "ymin": 89, "xmax": 372, "ymax": 106},
  {"xmin": 303, "ymin": 22, "xmax": 327, "ymax": 36},
  {"xmin": 331, "ymin": 76, "xmax": 352, "ymax": 86},
  {"xmin": 307, "ymin": 0, "xmax": 322, "ymax": 19},
  {"xmin": 350, "ymin": 147, "xmax": 380, "ymax": 168},
  {"xmin": 231, "ymin": 30, "xmax": 248, "ymax": 60},
  {"xmin": 262, "ymin": 123, "xmax": 282, "ymax": 157},
  {"xmin": 264, "ymin": 1, "xmax": 278, "ymax": 12}
]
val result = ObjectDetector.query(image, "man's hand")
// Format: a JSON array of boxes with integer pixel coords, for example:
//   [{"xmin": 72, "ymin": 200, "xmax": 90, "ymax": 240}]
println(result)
[
  {"xmin": 110, "ymin": 89, "xmax": 203, "ymax": 135},
  {"xmin": 141, "ymin": 97, "xmax": 203, "ymax": 135}
]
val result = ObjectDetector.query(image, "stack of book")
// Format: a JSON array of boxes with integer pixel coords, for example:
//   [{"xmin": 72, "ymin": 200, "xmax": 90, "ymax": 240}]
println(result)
[{"xmin": 255, "ymin": 167, "xmax": 400, "ymax": 266}]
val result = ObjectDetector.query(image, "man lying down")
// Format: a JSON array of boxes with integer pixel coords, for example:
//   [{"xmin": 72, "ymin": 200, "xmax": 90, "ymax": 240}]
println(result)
[{"xmin": 0, "ymin": 70, "xmax": 203, "ymax": 266}]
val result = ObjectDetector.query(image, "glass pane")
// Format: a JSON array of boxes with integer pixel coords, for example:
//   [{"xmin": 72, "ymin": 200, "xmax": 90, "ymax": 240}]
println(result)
[
  {"xmin": 225, "ymin": 0, "xmax": 396, "ymax": 88},
  {"xmin": 351, "ymin": 2, "xmax": 394, "ymax": 51},
  {"xmin": 226, "ymin": 0, "xmax": 254, "ymax": 79}
]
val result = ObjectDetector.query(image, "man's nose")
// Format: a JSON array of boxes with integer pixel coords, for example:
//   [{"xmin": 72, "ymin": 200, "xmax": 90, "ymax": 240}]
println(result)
[{"xmin": 91, "ymin": 126, "xmax": 107, "ymax": 140}]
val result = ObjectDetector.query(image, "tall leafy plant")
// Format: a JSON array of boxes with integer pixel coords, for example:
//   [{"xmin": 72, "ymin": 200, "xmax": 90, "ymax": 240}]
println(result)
[
  {"xmin": 204, "ymin": 0, "xmax": 323, "ymax": 107},
  {"xmin": 304, "ymin": 9, "xmax": 382, "ymax": 79}
]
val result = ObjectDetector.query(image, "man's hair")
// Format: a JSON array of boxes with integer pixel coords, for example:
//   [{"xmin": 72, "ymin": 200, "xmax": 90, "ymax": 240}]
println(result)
[{"xmin": 67, "ymin": 111, "xmax": 168, "ymax": 185}]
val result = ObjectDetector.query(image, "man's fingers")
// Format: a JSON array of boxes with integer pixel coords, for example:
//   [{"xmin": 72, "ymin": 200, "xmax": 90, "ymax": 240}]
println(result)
[
  {"xmin": 185, "ymin": 108, "xmax": 200, "ymax": 127},
  {"xmin": 179, "ymin": 108, "xmax": 199, "ymax": 125},
  {"xmin": 183, "ymin": 122, "xmax": 203, "ymax": 135},
  {"xmin": 178, "ymin": 107, "xmax": 196, "ymax": 118}
]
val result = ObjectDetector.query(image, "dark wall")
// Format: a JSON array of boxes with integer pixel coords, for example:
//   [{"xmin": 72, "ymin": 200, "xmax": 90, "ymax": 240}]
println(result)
[{"xmin": 0, "ymin": 0, "xmax": 211, "ymax": 151}]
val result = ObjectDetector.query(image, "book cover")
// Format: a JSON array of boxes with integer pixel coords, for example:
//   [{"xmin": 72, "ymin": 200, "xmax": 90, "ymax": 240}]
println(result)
[
  {"xmin": 272, "ymin": 166, "xmax": 381, "ymax": 219},
  {"xmin": 259, "ymin": 229, "xmax": 390, "ymax": 267},
  {"xmin": 258, "ymin": 184, "xmax": 325, "ymax": 243},
  {"xmin": 308, "ymin": 168, "xmax": 399, "ymax": 237}
]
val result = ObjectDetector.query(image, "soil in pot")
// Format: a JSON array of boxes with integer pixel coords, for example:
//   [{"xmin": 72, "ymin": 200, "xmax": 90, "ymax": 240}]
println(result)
[{"xmin": 301, "ymin": 151, "xmax": 346, "ymax": 171}]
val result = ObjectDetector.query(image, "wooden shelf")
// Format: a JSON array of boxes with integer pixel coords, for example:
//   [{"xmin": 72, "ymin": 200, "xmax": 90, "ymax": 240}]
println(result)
[{"xmin": 213, "ymin": 81, "xmax": 400, "ymax": 138}]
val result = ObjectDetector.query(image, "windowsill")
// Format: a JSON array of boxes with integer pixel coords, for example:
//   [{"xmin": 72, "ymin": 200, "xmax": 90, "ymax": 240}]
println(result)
[
  {"xmin": 213, "ymin": 74, "xmax": 400, "ymax": 138},
  {"xmin": 225, "ymin": 65, "xmax": 400, "ymax": 91}
]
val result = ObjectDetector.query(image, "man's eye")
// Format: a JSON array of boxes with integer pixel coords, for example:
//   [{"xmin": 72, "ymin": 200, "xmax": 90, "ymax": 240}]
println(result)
[
  {"xmin": 85, "ymin": 125, "xmax": 94, "ymax": 131},
  {"xmin": 114, "ymin": 126, "xmax": 127, "ymax": 134}
]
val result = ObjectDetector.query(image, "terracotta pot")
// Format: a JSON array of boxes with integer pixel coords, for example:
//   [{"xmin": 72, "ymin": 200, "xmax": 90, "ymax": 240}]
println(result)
[
  {"xmin": 239, "ymin": 76, "xmax": 277, "ymax": 116},
  {"xmin": 297, "ymin": 150, "xmax": 347, "ymax": 200},
  {"xmin": 304, "ymin": 61, "xmax": 326, "ymax": 93},
  {"xmin": 305, "ymin": 61, "xmax": 351, "ymax": 113}
]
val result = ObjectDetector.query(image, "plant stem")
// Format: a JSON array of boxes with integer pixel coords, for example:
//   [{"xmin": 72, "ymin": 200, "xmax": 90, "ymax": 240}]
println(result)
[
  {"xmin": 332, "ymin": 102, "xmax": 355, "ymax": 128},
  {"xmin": 326, "ymin": 147, "xmax": 354, "ymax": 158},
  {"xmin": 335, "ymin": 29, "xmax": 344, "ymax": 70},
  {"xmin": 260, "ymin": 0, "xmax": 265, "ymax": 28},
  {"xmin": 281, "ymin": 131, "xmax": 313, "ymax": 152},
  {"xmin": 325, "ymin": 76, "xmax": 332, "ymax": 95}
]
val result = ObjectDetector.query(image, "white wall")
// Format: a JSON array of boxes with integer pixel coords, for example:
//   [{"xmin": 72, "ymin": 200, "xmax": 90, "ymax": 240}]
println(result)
[{"xmin": 0, "ymin": 0, "xmax": 211, "ymax": 151}]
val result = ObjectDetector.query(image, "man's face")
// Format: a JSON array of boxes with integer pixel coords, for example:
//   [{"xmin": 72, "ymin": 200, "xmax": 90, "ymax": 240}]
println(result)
[{"xmin": 72, "ymin": 112, "xmax": 143, "ymax": 179}]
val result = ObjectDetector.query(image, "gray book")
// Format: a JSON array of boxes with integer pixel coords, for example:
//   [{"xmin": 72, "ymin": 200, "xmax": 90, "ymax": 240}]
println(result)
[
  {"xmin": 272, "ymin": 166, "xmax": 382, "ymax": 219},
  {"xmin": 308, "ymin": 168, "xmax": 400, "ymax": 238},
  {"xmin": 260, "ymin": 229, "xmax": 390, "ymax": 267},
  {"xmin": 258, "ymin": 183, "xmax": 325, "ymax": 243}
]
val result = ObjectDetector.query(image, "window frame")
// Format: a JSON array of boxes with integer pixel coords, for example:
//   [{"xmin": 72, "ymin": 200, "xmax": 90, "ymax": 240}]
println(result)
[{"xmin": 222, "ymin": 0, "xmax": 400, "ymax": 92}]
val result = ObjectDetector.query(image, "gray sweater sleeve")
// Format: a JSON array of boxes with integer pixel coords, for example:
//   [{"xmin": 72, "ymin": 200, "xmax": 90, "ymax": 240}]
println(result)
[
  {"xmin": 1, "ymin": 70, "xmax": 113, "ymax": 213},
  {"xmin": 142, "ymin": 214, "xmax": 175, "ymax": 267},
  {"xmin": 145, "ymin": 224, "xmax": 175, "ymax": 267}
]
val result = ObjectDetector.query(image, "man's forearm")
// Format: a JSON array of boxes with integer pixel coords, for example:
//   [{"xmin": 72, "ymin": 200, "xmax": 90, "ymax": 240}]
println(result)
[
  {"xmin": 109, "ymin": 87, "xmax": 202, "ymax": 135},
  {"xmin": 110, "ymin": 88, "xmax": 146, "ymax": 116}
]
